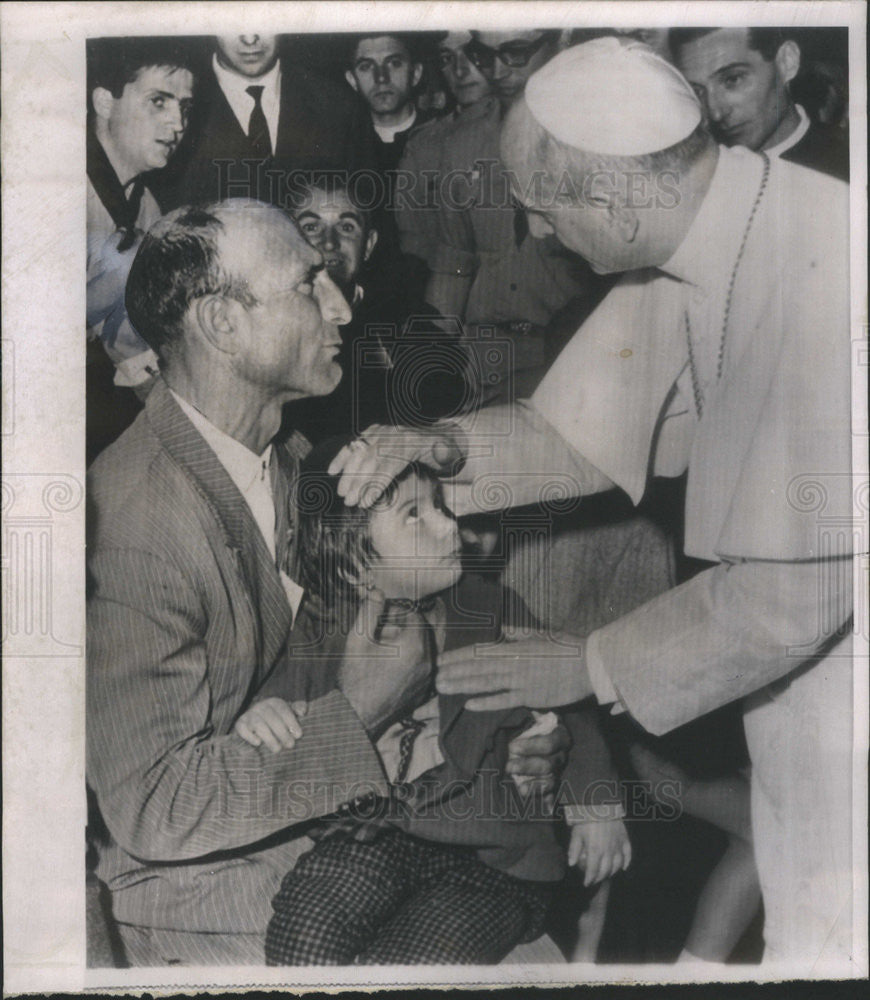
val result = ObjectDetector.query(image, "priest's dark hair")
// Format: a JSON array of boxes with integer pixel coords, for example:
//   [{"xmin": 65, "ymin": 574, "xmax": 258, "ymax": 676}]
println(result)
[{"xmin": 669, "ymin": 27, "xmax": 790, "ymax": 64}]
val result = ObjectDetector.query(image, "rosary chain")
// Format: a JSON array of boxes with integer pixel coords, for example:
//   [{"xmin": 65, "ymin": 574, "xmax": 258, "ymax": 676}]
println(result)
[{"xmin": 687, "ymin": 153, "xmax": 770, "ymax": 418}]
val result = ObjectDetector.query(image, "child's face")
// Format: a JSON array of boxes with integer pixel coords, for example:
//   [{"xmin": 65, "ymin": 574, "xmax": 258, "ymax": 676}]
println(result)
[{"xmin": 367, "ymin": 474, "xmax": 463, "ymax": 600}]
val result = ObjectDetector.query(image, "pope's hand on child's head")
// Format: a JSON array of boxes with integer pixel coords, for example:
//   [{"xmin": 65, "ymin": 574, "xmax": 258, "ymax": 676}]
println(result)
[
  {"xmin": 328, "ymin": 424, "xmax": 464, "ymax": 508},
  {"xmin": 568, "ymin": 818, "xmax": 632, "ymax": 887},
  {"xmin": 233, "ymin": 697, "xmax": 307, "ymax": 754}
]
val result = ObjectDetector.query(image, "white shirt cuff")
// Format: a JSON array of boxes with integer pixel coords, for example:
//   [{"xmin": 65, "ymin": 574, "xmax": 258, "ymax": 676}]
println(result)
[{"xmin": 586, "ymin": 629, "xmax": 625, "ymax": 715}]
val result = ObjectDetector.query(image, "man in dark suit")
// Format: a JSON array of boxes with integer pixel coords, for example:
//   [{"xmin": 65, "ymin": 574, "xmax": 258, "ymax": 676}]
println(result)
[
  {"xmin": 670, "ymin": 27, "xmax": 849, "ymax": 180},
  {"xmin": 87, "ymin": 199, "xmax": 565, "ymax": 966},
  {"xmin": 345, "ymin": 32, "xmax": 434, "ymax": 173},
  {"xmin": 154, "ymin": 34, "xmax": 375, "ymax": 210},
  {"xmin": 342, "ymin": 32, "xmax": 438, "ymax": 298}
]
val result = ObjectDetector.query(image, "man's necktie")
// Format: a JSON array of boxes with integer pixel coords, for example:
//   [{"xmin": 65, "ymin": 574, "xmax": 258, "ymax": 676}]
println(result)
[{"xmin": 246, "ymin": 85, "xmax": 272, "ymax": 158}]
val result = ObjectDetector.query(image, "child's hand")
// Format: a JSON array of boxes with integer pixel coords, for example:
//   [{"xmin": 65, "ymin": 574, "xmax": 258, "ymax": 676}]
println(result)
[
  {"xmin": 234, "ymin": 698, "xmax": 307, "ymax": 753},
  {"xmin": 568, "ymin": 818, "xmax": 632, "ymax": 887}
]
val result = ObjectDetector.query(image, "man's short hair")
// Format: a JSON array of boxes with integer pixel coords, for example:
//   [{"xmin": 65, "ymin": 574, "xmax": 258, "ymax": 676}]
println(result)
[
  {"xmin": 507, "ymin": 103, "xmax": 713, "ymax": 207},
  {"xmin": 286, "ymin": 173, "xmax": 375, "ymax": 234},
  {"xmin": 669, "ymin": 27, "xmax": 790, "ymax": 63},
  {"xmin": 87, "ymin": 36, "xmax": 196, "ymax": 109},
  {"xmin": 346, "ymin": 31, "xmax": 424, "ymax": 67},
  {"xmin": 125, "ymin": 203, "xmax": 258, "ymax": 365}
]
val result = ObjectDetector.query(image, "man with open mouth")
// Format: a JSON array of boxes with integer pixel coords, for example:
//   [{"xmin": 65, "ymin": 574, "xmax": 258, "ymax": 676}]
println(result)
[{"xmin": 86, "ymin": 35, "xmax": 195, "ymax": 444}]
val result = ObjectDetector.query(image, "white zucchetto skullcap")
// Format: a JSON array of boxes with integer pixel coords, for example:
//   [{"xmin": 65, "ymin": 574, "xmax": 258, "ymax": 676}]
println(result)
[{"xmin": 525, "ymin": 37, "xmax": 702, "ymax": 156}]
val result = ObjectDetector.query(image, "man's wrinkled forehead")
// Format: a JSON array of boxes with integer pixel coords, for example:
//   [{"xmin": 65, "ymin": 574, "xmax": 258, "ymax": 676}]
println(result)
[
  {"xmin": 127, "ymin": 63, "xmax": 194, "ymax": 96},
  {"xmin": 353, "ymin": 35, "xmax": 411, "ymax": 62},
  {"xmin": 676, "ymin": 27, "xmax": 757, "ymax": 78},
  {"xmin": 441, "ymin": 31, "xmax": 472, "ymax": 51},
  {"xmin": 219, "ymin": 204, "xmax": 320, "ymax": 270},
  {"xmin": 296, "ymin": 186, "xmax": 361, "ymax": 219}
]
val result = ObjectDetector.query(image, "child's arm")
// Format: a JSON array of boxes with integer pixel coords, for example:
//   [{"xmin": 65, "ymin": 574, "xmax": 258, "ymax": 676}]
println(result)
[
  {"xmin": 561, "ymin": 701, "xmax": 632, "ymax": 885},
  {"xmin": 235, "ymin": 599, "xmax": 361, "ymax": 751}
]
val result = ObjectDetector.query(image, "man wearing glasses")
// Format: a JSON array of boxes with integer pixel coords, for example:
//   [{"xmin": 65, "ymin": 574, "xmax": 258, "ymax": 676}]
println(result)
[
  {"xmin": 425, "ymin": 29, "xmax": 595, "ymax": 405},
  {"xmin": 465, "ymin": 30, "xmax": 561, "ymax": 109},
  {"xmin": 396, "ymin": 31, "xmax": 493, "ymax": 272}
]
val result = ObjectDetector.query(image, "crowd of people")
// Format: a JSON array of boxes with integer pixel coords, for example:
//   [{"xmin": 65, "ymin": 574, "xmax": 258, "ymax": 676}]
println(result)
[{"xmin": 85, "ymin": 27, "xmax": 855, "ymax": 972}]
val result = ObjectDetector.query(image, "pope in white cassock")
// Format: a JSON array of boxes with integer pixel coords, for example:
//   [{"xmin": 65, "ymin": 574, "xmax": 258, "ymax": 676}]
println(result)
[{"xmin": 331, "ymin": 38, "xmax": 860, "ymax": 972}]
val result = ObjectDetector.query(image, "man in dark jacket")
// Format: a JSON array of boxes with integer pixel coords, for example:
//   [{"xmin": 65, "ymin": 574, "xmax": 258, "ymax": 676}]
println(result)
[
  {"xmin": 671, "ymin": 27, "xmax": 848, "ymax": 180},
  {"xmin": 154, "ymin": 33, "xmax": 376, "ymax": 210}
]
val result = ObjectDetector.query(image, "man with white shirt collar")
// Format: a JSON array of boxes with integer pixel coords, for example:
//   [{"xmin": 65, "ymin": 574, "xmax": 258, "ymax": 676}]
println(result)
[
  {"xmin": 670, "ymin": 27, "xmax": 849, "ymax": 180},
  {"xmin": 156, "ymin": 34, "xmax": 375, "ymax": 209},
  {"xmin": 345, "ymin": 33, "xmax": 431, "ymax": 173},
  {"xmin": 212, "ymin": 34, "xmax": 282, "ymax": 160},
  {"xmin": 85, "ymin": 200, "xmax": 416, "ymax": 965},
  {"xmin": 87, "ymin": 199, "xmax": 568, "ymax": 965}
]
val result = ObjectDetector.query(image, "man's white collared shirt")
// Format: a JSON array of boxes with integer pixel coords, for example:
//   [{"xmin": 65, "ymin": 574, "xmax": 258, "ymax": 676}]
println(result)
[
  {"xmin": 373, "ymin": 108, "xmax": 416, "ymax": 143},
  {"xmin": 764, "ymin": 103, "xmax": 811, "ymax": 160},
  {"xmin": 212, "ymin": 53, "xmax": 281, "ymax": 152},
  {"xmin": 170, "ymin": 390, "xmax": 304, "ymax": 620}
]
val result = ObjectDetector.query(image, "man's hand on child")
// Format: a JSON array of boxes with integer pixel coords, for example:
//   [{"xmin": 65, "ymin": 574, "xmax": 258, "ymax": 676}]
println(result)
[
  {"xmin": 339, "ymin": 588, "xmax": 432, "ymax": 738},
  {"xmin": 568, "ymin": 818, "xmax": 632, "ymax": 887},
  {"xmin": 506, "ymin": 722, "xmax": 571, "ymax": 810},
  {"xmin": 509, "ymin": 711, "xmax": 568, "ymax": 804},
  {"xmin": 234, "ymin": 698, "xmax": 308, "ymax": 753}
]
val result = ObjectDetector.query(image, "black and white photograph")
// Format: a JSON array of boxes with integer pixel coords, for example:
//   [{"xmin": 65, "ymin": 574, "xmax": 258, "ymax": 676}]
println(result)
[{"xmin": 2, "ymin": 1, "xmax": 867, "ymax": 993}]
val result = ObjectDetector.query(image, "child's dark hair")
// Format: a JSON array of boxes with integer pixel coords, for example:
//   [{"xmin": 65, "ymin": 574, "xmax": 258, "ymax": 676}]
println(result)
[{"xmin": 295, "ymin": 442, "xmax": 442, "ymax": 630}]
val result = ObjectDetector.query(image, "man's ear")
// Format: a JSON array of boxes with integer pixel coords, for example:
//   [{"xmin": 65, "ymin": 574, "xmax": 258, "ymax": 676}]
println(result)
[
  {"xmin": 193, "ymin": 295, "xmax": 243, "ymax": 355},
  {"xmin": 345, "ymin": 70, "xmax": 359, "ymax": 92},
  {"xmin": 364, "ymin": 229, "xmax": 378, "ymax": 262},
  {"xmin": 412, "ymin": 62, "xmax": 423, "ymax": 89},
  {"xmin": 775, "ymin": 39, "xmax": 801, "ymax": 86},
  {"xmin": 92, "ymin": 86, "xmax": 115, "ymax": 121}
]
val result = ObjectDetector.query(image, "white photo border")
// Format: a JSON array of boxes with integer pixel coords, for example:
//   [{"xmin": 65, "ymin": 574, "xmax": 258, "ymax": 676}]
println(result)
[{"xmin": 2, "ymin": 1, "xmax": 866, "ymax": 993}]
